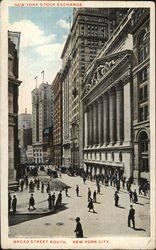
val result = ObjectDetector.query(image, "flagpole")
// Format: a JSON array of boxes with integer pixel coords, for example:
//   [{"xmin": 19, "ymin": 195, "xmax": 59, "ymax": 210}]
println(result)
[
  {"xmin": 41, "ymin": 70, "xmax": 44, "ymax": 83},
  {"xmin": 34, "ymin": 76, "xmax": 38, "ymax": 88}
]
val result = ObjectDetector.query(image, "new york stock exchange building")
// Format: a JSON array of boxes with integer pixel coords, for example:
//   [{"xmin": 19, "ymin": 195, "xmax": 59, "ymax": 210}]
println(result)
[{"xmin": 82, "ymin": 8, "xmax": 150, "ymax": 186}]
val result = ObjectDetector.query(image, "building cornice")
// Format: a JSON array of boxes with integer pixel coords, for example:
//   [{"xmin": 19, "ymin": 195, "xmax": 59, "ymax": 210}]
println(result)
[{"xmin": 8, "ymin": 76, "xmax": 22, "ymax": 86}]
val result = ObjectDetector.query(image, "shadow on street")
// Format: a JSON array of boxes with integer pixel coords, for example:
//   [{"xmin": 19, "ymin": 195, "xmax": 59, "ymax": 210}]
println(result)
[
  {"xmin": 9, "ymin": 204, "xmax": 68, "ymax": 226},
  {"xmin": 134, "ymin": 227, "xmax": 146, "ymax": 231}
]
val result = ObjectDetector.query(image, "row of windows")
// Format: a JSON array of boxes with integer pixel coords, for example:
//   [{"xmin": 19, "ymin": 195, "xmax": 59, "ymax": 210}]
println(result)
[
  {"xmin": 81, "ymin": 39, "xmax": 99, "ymax": 46},
  {"xmin": 86, "ymin": 152, "xmax": 122, "ymax": 162},
  {"xmin": 81, "ymin": 47, "xmax": 97, "ymax": 54}
]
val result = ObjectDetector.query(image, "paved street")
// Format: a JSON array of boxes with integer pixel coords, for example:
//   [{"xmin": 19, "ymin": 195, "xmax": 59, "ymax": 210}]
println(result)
[{"xmin": 9, "ymin": 173, "xmax": 150, "ymax": 238}]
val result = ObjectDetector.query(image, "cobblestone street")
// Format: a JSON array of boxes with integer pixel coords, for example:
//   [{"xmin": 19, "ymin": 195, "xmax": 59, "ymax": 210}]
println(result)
[{"xmin": 9, "ymin": 173, "xmax": 150, "ymax": 238}]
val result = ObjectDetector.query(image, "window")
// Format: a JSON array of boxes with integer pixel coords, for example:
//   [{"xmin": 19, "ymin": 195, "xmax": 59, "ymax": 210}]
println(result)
[
  {"xmin": 8, "ymin": 91, "xmax": 13, "ymax": 113},
  {"xmin": 138, "ymin": 68, "xmax": 147, "ymax": 83},
  {"xmin": 139, "ymin": 131, "xmax": 149, "ymax": 172},
  {"xmin": 139, "ymin": 105, "xmax": 148, "ymax": 122},
  {"xmin": 138, "ymin": 30, "xmax": 149, "ymax": 64},
  {"xmin": 81, "ymin": 47, "xmax": 85, "ymax": 53},
  {"xmin": 139, "ymin": 85, "xmax": 148, "ymax": 102}
]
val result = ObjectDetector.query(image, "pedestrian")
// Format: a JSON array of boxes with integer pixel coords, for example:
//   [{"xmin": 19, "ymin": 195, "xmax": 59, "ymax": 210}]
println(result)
[
  {"xmin": 12, "ymin": 195, "xmax": 17, "ymax": 213},
  {"xmin": 51, "ymin": 192, "xmax": 55, "ymax": 207},
  {"xmin": 48, "ymin": 194, "xmax": 52, "ymax": 210},
  {"xmin": 114, "ymin": 191, "xmax": 119, "ymax": 207},
  {"xmin": 59, "ymin": 172, "xmax": 62, "ymax": 178},
  {"xmin": 74, "ymin": 217, "xmax": 83, "ymax": 238},
  {"xmin": 65, "ymin": 186, "xmax": 68, "ymax": 196},
  {"xmin": 20, "ymin": 179, "xmax": 24, "ymax": 191},
  {"xmin": 139, "ymin": 184, "xmax": 143, "ymax": 195},
  {"xmin": 32, "ymin": 181, "xmax": 35, "ymax": 192},
  {"xmin": 37, "ymin": 178, "xmax": 40, "ymax": 190},
  {"xmin": 88, "ymin": 198, "xmax": 95, "ymax": 213},
  {"xmin": 110, "ymin": 176, "xmax": 113, "ymax": 186},
  {"xmin": 88, "ymin": 188, "xmax": 91, "ymax": 201},
  {"xmin": 8, "ymin": 193, "xmax": 12, "ymax": 212},
  {"xmin": 76, "ymin": 185, "xmax": 79, "ymax": 197},
  {"xmin": 126, "ymin": 181, "xmax": 131, "ymax": 192},
  {"xmin": 28, "ymin": 194, "xmax": 36, "ymax": 210},
  {"xmin": 97, "ymin": 183, "xmax": 100, "ymax": 194},
  {"xmin": 29, "ymin": 180, "xmax": 33, "ymax": 193},
  {"xmin": 129, "ymin": 190, "xmax": 133, "ymax": 202},
  {"xmin": 90, "ymin": 174, "xmax": 93, "ymax": 181},
  {"xmin": 93, "ymin": 190, "xmax": 97, "ymax": 203},
  {"xmin": 128, "ymin": 205, "xmax": 135, "ymax": 229},
  {"xmin": 122, "ymin": 178, "xmax": 125, "ymax": 189},
  {"xmin": 58, "ymin": 190, "xmax": 62, "ymax": 205},
  {"xmin": 83, "ymin": 176, "xmax": 86, "ymax": 184},
  {"xmin": 41, "ymin": 181, "xmax": 44, "ymax": 193},
  {"xmin": 26, "ymin": 178, "xmax": 29, "ymax": 189},
  {"xmin": 133, "ymin": 190, "xmax": 138, "ymax": 203},
  {"xmin": 116, "ymin": 181, "xmax": 120, "ymax": 192},
  {"xmin": 46, "ymin": 182, "xmax": 50, "ymax": 193}
]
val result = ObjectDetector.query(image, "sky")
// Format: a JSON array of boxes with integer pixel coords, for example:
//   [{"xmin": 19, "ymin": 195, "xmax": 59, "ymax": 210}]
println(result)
[{"xmin": 8, "ymin": 7, "xmax": 73, "ymax": 114}]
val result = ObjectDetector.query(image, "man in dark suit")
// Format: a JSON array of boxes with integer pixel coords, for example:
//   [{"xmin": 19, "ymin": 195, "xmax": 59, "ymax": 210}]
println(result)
[
  {"xmin": 128, "ymin": 205, "xmax": 135, "ymax": 228},
  {"xmin": 74, "ymin": 217, "xmax": 83, "ymax": 238}
]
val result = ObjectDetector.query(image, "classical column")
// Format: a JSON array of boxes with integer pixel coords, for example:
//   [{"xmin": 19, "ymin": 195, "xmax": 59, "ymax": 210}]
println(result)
[
  {"xmin": 116, "ymin": 84, "xmax": 124, "ymax": 144},
  {"xmin": 103, "ymin": 93, "xmax": 109, "ymax": 145},
  {"xmin": 93, "ymin": 101, "xmax": 98, "ymax": 145},
  {"xmin": 109, "ymin": 88, "xmax": 116, "ymax": 145},
  {"xmin": 84, "ymin": 109, "xmax": 88, "ymax": 147},
  {"xmin": 89, "ymin": 105, "xmax": 93, "ymax": 146},
  {"xmin": 97, "ymin": 97, "xmax": 103, "ymax": 145},
  {"xmin": 86, "ymin": 107, "xmax": 90, "ymax": 146}
]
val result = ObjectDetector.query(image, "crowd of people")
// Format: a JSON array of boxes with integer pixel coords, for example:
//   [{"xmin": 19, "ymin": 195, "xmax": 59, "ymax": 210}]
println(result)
[{"xmin": 8, "ymin": 167, "xmax": 149, "ymax": 237}]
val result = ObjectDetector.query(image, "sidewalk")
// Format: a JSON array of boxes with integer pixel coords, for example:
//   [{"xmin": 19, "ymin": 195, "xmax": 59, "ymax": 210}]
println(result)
[
  {"xmin": 9, "ymin": 174, "xmax": 68, "ymax": 216},
  {"xmin": 9, "ymin": 174, "xmax": 149, "ymax": 217}
]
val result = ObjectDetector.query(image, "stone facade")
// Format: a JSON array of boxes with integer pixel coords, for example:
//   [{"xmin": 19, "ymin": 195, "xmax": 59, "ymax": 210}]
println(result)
[
  {"xmin": 18, "ymin": 110, "xmax": 32, "ymax": 164},
  {"xmin": 70, "ymin": 8, "xmax": 128, "ymax": 170},
  {"xmin": 52, "ymin": 71, "xmax": 62, "ymax": 168},
  {"xmin": 32, "ymin": 83, "xmax": 54, "ymax": 164},
  {"xmin": 61, "ymin": 34, "xmax": 72, "ymax": 168},
  {"xmin": 82, "ymin": 8, "xmax": 150, "ymax": 183},
  {"xmin": 130, "ymin": 9, "xmax": 150, "ymax": 184},
  {"xmin": 8, "ymin": 31, "xmax": 22, "ymax": 188}
]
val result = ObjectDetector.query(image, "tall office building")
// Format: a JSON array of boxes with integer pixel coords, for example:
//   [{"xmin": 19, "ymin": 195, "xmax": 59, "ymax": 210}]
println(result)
[
  {"xmin": 32, "ymin": 82, "xmax": 54, "ymax": 164},
  {"xmin": 61, "ymin": 34, "xmax": 72, "ymax": 168},
  {"xmin": 69, "ymin": 8, "xmax": 128, "ymax": 170},
  {"xmin": 130, "ymin": 8, "xmax": 150, "ymax": 184},
  {"xmin": 52, "ymin": 71, "xmax": 62, "ymax": 168},
  {"xmin": 18, "ymin": 109, "xmax": 32, "ymax": 129},
  {"xmin": 8, "ymin": 31, "xmax": 22, "ymax": 189}
]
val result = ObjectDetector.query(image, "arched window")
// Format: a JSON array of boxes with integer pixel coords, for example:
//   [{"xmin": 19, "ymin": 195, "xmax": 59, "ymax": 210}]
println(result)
[{"xmin": 138, "ymin": 30, "xmax": 149, "ymax": 64}]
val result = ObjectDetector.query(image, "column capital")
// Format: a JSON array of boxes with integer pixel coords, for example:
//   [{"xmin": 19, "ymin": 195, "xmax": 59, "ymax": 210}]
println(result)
[
  {"xmin": 102, "ymin": 92, "xmax": 109, "ymax": 99},
  {"xmin": 116, "ymin": 81, "xmax": 123, "ymax": 90},
  {"xmin": 97, "ymin": 96, "xmax": 103, "ymax": 104},
  {"xmin": 108, "ymin": 87, "xmax": 116, "ymax": 96},
  {"xmin": 93, "ymin": 100, "xmax": 98, "ymax": 106}
]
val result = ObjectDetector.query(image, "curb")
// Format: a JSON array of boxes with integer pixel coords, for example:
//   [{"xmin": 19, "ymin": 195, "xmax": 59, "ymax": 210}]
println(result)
[{"xmin": 9, "ymin": 208, "xmax": 55, "ymax": 216}]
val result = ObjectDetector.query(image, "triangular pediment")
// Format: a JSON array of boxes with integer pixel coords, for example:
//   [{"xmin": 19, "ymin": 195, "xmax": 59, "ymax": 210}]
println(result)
[{"xmin": 83, "ymin": 49, "xmax": 132, "ymax": 97}]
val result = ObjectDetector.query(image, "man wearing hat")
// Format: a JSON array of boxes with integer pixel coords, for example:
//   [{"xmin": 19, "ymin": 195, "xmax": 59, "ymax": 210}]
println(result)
[
  {"xmin": 128, "ymin": 205, "xmax": 135, "ymax": 228},
  {"xmin": 74, "ymin": 217, "xmax": 83, "ymax": 238}
]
